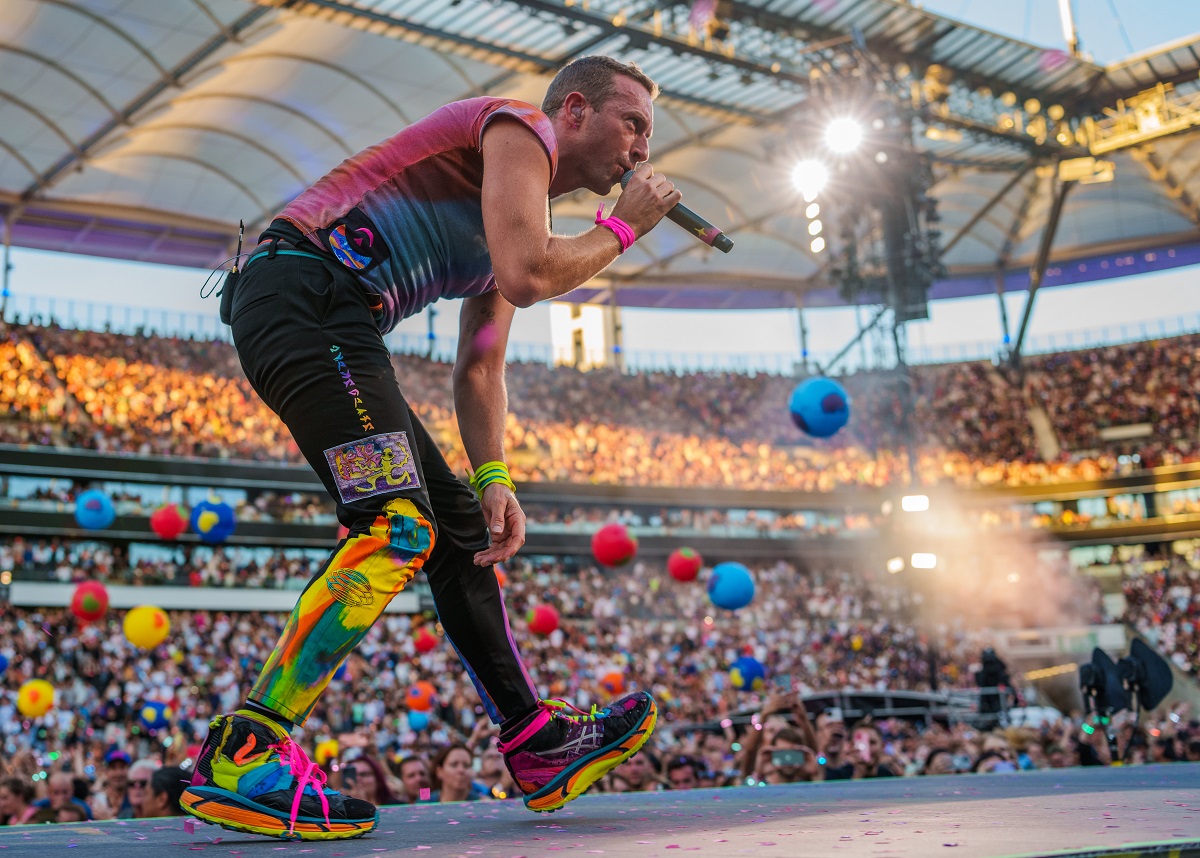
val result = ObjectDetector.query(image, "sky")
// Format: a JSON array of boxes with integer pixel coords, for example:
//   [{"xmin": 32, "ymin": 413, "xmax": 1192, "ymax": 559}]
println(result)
[{"xmin": 6, "ymin": 0, "xmax": 1200, "ymax": 372}]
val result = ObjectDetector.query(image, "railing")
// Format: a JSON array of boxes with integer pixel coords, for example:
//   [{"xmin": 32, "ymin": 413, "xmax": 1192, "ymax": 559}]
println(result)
[{"xmin": 7, "ymin": 291, "xmax": 1200, "ymax": 377}]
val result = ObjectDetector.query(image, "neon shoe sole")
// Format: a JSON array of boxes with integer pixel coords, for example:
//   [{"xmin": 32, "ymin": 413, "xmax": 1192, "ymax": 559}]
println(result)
[
  {"xmin": 523, "ymin": 698, "xmax": 658, "ymax": 813},
  {"xmin": 180, "ymin": 787, "xmax": 378, "ymax": 842}
]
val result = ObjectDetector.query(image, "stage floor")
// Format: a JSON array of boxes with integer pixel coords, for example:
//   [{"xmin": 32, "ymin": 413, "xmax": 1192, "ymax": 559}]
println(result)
[{"xmin": 1, "ymin": 763, "xmax": 1198, "ymax": 858}]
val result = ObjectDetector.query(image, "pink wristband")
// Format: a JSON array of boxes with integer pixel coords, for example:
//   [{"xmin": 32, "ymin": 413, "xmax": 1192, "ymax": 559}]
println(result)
[{"xmin": 595, "ymin": 205, "xmax": 636, "ymax": 253}]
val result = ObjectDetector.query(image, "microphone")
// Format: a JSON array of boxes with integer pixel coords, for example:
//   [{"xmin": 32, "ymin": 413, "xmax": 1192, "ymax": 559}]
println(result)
[{"xmin": 621, "ymin": 170, "xmax": 734, "ymax": 253}]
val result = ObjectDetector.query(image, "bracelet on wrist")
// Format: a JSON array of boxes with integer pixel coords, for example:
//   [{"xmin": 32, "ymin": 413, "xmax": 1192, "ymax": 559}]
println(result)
[
  {"xmin": 469, "ymin": 460, "xmax": 516, "ymax": 499},
  {"xmin": 595, "ymin": 205, "xmax": 636, "ymax": 253}
]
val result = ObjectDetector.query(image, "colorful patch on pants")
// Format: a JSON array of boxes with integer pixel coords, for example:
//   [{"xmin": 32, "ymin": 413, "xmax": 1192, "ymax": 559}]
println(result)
[
  {"xmin": 324, "ymin": 432, "xmax": 421, "ymax": 503},
  {"xmin": 316, "ymin": 207, "xmax": 390, "ymax": 274}
]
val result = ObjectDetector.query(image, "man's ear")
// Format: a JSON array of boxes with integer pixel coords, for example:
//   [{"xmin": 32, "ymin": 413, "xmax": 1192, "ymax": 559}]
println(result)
[{"xmin": 561, "ymin": 91, "xmax": 588, "ymax": 121}]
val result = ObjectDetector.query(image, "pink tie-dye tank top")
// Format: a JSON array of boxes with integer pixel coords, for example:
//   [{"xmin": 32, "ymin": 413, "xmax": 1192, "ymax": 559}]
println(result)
[{"xmin": 279, "ymin": 98, "xmax": 558, "ymax": 334}]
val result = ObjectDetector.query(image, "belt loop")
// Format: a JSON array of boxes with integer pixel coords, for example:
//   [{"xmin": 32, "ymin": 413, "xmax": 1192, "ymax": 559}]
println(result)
[{"xmin": 267, "ymin": 238, "xmax": 281, "ymax": 259}]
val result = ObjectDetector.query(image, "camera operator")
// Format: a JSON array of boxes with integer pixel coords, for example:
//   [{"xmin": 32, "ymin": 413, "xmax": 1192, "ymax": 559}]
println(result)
[
  {"xmin": 751, "ymin": 727, "xmax": 819, "ymax": 785},
  {"xmin": 738, "ymin": 692, "xmax": 820, "ymax": 783}
]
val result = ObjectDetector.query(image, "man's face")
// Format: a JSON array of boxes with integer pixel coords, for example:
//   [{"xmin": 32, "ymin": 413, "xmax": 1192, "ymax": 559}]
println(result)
[
  {"xmin": 620, "ymin": 752, "xmax": 650, "ymax": 787},
  {"xmin": 668, "ymin": 763, "xmax": 698, "ymax": 790},
  {"xmin": 852, "ymin": 729, "xmax": 882, "ymax": 765},
  {"xmin": 47, "ymin": 775, "xmax": 73, "ymax": 809},
  {"xmin": 106, "ymin": 761, "xmax": 129, "ymax": 791},
  {"xmin": 574, "ymin": 75, "xmax": 653, "ymax": 195},
  {"xmin": 400, "ymin": 760, "xmax": 430, "ymax": 799}
]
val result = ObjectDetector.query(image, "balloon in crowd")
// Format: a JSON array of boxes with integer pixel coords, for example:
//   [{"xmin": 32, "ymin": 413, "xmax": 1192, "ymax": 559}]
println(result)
[
  {"xmin": 591, "ymin": 522, "xmax": 638, "ymax": 566},
  {"xmin": 149, "ymin": 504, "xmax": 188, "ymax": 540},
  {"xmin": 667, "ymin": 547, "xmax": 703, "ymax": 582},
  {"xmin": 73, "ymin": 489, "xmax": 115, "ymax": 530},
  {"xmin": 413, "ymin": 627, "xmax": 439, "ymax": 654},
  {"xmin": 138, "ymin": 700, "xmax": 175, "ymax": 732},
  {"xmin": 600, "ymin": 671, "xmax": 626, "ymax": 695},
  {"xmin": 408, "ymin": 710, "xmax": 430, "ymax": 732},
  {"xmin": 789, "ymin": 376, "xmax": 851, "ymax": 438},
  {"xmin": 708, "ymin": 562, "xmax": 756, "ymax": 610},
  {"xmin": 729, "ymin": 656, "xmax": 766, "ymax": 692},
  {"xmin": 526, "ymin": 604, "xmax": 560, "ymax": 636},
  {"xmin": 17, "ymin": 679, "xmax": 55, "ymax": 718},
  {"xmin": 495, "ymin": 565, "xmax": 508, "ymax": 588},
  {"xmin": 407, "ymin": 680, "xmax": 437, "ymax": 712},
  {"xmin": 123, "ymin": 605, "xmax": 170, "ymax": 649},
  {"xmin": 189, "ymin": 498, "xmax": 237, "ymax": 544},
  {"xmin": 314, "ymin": 739, "xmax": 339, "ymax": 766},
  {"xmin": 0, "ymin": 654, "xmax": 7, "ymax": 676},
  {"xmin": 70, "ymin": 580, "xmax": 109, "ymax": 624}
]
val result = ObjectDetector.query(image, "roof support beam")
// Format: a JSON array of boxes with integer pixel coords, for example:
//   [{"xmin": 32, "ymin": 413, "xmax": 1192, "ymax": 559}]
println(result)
[
  {"xmin": 1010, "ymin": 177, "xmax": 1073, "ymax": 366},
  {"xmin": 1133, "ymin": 145, "xmax": 1200, "ymax": 228},
  {"xmin": 20, "ymin": 3, "xmax": 285, "ymax": 201},
  {"xmin": 283, "ymin": 0, "xmax": 767, "ymax": 121},
  {"xmin": 940, "ymin": 162, "xmax": 1037, "ymax": 256}
]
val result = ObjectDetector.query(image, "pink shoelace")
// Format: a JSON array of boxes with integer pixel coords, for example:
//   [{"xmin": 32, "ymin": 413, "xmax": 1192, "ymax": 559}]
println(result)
[
  {"xmin": 497, "ymin": 699, "xmax": 605, "ymax": 754},
  {"xmin": 272, "ymin": 738, "xmax": 331, "ymax": 835}
]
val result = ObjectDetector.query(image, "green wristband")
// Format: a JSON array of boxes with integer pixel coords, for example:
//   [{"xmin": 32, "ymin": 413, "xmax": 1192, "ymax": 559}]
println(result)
[{"xmin": 469, "ymin": 461, "xmax": 516, "ymax": 499}]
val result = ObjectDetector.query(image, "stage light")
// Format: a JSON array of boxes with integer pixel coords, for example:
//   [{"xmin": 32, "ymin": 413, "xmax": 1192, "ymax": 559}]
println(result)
[
  {"xmin": 900, "ymin": 494, "xmax": 929, "ymax": 512},
  {"xmin": 824, "ymin": 117, "xmax": 863, "ymax": 154},
  {"xmin": 810, "ymin": 237, "xmax": 825, "ymax": 253},
  {"xmin": 805, "ymin": 202, "xmax": 820, "ymax": 218},
  {"xmin": 808, "ymin": 219, "xmax": 823, "ymax": 236},
  {"xmin": 910, "ymin": 552, "xmax": 937, "ymax": 569},
  {"xmin": 792, "ymin": 159, "xmax": 828, "ymax": 201},
  {"xmin": 886, "ymin": 556, "xmax": 904, "ymax": 574}
]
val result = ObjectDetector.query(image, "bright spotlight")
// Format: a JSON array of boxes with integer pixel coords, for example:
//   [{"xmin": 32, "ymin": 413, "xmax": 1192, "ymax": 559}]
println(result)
[
  {"xmin": 805, "ymin": 202, "xmax": 820, "ymax": 219},
  {"xmin": 886, "ymin": 556, "xmax": 904, "ymax": 574},
  {"xmin": 824, "ymin": 117, "xmax": 864, "ymax": 154},
  {"xmin": 792, "ymin": 159, "xmax": 828, "ymax": 200},
  {"xmin": 810, "ymin": 237, "xmax": 826, "ymax": 253},
  {"xmin": 910, "ymin": 552, "xmax": 937, "ymax": 569},
  {"xmin": 808, "ymin": 219, "xmax": 823, "ymax": 236},
  {"xmin": 900, "ymin": 494, "xmax": 929, "ymax": 512}
]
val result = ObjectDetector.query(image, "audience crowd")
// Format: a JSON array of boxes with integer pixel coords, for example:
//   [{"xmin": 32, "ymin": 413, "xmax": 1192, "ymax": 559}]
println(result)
[
  {"xmin": 3, "ymin": 321, "xmax": 1198, "ymax": 491},
  {"xmin": 1, "ymin": 321, "xmax": 1198, "ymax": 824},
  {"xmin": 2, "ymin": 550, "xmax": 1191, "ymax": 826}
]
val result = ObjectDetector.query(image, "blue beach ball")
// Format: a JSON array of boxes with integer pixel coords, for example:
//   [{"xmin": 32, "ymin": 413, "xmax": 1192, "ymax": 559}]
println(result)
[
  {"xmin": 138, "ymin": 700, "xmax": 175, "ymax": 732},
  {"xmin": 189, "ymin": 499, "xmax": 237, "ymax": 544},
  {"xmin": 707, "ymin": 562, "xmax": 755, "ymax": 611},
  {"xmin": 789, "ymin": 377, "xmax": 851, "ymax": 438},
  {"xmin": 408, "ymin": 710, "xmax": 430, "ymax": 732},
  {"xmin": 74, "ymin": 489, "xmax": 115, "ymax": 530},
  {"xmin": 729, "ymin": 656, "xmax": 766, "ymax": 692}
]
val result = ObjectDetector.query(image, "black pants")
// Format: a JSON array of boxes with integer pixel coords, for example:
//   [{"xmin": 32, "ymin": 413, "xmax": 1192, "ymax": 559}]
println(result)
[{"xmin": 228, "ymin": 231, "xmax": 537, "ymax": 724}]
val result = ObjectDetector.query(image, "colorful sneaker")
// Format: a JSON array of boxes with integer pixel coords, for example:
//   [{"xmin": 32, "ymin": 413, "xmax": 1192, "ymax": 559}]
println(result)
[
  {"xmin": 180, "ymin": 710, "xmax": 377, "ymax": 841},
  {"xmin": 499, "ymin": 692, "xmax": 657, "ymax": 812}
]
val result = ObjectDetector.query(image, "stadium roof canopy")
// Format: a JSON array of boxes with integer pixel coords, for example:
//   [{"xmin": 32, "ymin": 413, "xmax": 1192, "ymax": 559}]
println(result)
[{"xmin": 2, "ymin": 0, "xmax": 1200, "ymax": 311}]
